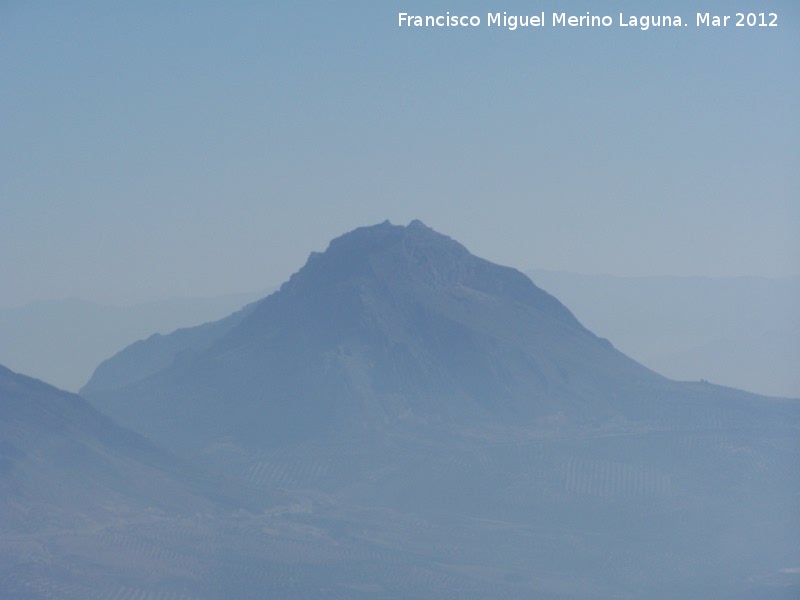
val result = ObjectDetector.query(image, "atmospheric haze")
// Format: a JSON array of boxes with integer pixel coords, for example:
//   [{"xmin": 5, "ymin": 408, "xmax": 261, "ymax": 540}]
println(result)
[
  {"xmin": 1, "ymin": 1, "xmax": 799, "ymax": 308},
  {"xmin": 1, "ymin": 1, "xmax": 799, "ymax": 598},
  {"xmin": 3, "ymin": 221, "xmax": 799, "ymax": 598}
]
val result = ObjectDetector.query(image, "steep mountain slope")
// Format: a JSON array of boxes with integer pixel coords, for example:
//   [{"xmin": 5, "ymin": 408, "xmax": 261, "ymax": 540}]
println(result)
[
  {"xmin": 526, "ymin": 270, "xmax": 800, "ymax": 397},
  {"xmin": 81, "ymin": 298, "xmax": 261, "ymax": 396}
]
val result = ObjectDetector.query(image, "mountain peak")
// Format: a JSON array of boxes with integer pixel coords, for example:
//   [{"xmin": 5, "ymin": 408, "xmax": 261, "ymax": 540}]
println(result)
[
  {"xmin": 84, "ymin": 221, "xmax": 663, "ymax": 451},
  {"xmin": 286, "ymin": 220, "xmax": 579, "ymax": 328},
  {"xmin": 282, "ymin": 220, "xmax": 472, "ymax": 296},
  {"xmin": 323, "ymin": 219, "xmax": 457, "ymax": 254}
]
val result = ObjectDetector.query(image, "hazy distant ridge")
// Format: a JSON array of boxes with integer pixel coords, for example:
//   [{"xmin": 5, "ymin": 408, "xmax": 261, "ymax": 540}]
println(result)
[
  {"xmin": 527, "ymin": 270, "xmax": 800, "ymax": 398},
  {"xmin": 0, "ymin": 292, "xmax": 263, "ymax": 392}
]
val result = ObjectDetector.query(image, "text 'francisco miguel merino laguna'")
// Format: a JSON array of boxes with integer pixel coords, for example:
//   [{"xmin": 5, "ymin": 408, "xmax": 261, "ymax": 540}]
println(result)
[{"xmin": 398, "ymin": 12, "xmax": 688, "ymax": 30}]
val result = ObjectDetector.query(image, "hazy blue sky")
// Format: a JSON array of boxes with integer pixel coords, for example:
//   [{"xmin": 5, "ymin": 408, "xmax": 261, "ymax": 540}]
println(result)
[{"xmin": 2, "ymin": 1, "xmax": 798, "ymax": 307}]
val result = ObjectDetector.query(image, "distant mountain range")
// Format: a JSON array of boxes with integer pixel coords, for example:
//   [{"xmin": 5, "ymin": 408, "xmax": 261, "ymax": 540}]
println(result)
[
  {"xmin": 0, "ymin": 292, "xmax": 264, "ymax": 392},
  {"xmin": 83, "ymin": 221, "xmax": 795, "ymax": 455},
  {"xmin": 4, "ymin": 266, "xmax": 795, "ymax": 401},
  {"xmin": 527, "ymin": 270, "xmax": 800, "ymax": 398},
  {"xmin": 4, "ymin": 221, "xmax": 799, "ymax": 598}
]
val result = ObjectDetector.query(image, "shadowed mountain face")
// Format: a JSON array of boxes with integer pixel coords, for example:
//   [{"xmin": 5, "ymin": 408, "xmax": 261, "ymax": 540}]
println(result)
[
  {"xmin": 0, "ymin": 364, "xmax": 254, "ymax": 532},
  {"xmin": 84, "ymin": 220, "xmax": 666, "ymax": 451},
  {"xmin": 0, "ymin": 364, "xmax": 239, "ymax": 597}
]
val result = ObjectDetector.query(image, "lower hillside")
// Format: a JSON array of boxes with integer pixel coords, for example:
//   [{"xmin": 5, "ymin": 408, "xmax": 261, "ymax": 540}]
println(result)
[
  {"xmin": 0, "ymin": 365, "xmax": 274, "ymax": 598},
  {"xmin": 4, "ymin": 364, "xmax": 800, "ymax": 598}
]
